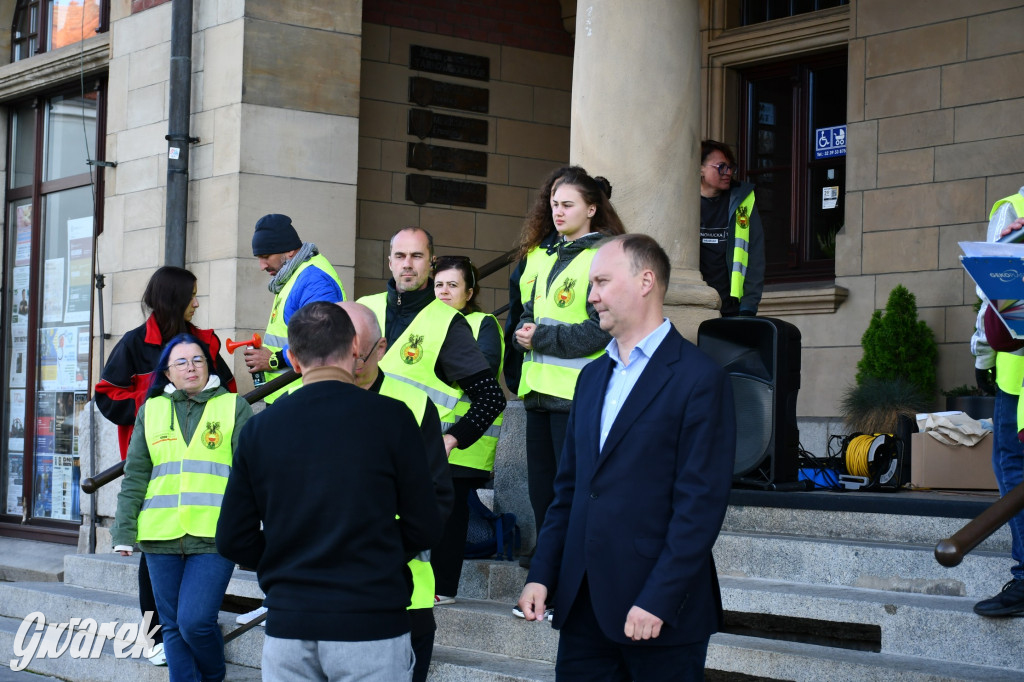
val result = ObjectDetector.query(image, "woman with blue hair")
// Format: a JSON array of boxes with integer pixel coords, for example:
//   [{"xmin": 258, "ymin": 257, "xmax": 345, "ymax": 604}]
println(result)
[{"xmin": 112, "ymin": 334, "xmax": 252, "ymax": 682}]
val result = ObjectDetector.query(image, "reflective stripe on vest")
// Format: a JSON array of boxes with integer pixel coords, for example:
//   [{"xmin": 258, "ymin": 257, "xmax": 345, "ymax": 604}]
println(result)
[
  {"xmin": 359, "ymin": 293, "xmax": 463, "ymax": 420},
  {"xmin": 448, "ymin": 312, "xmax": 504, "ymax": 472},
  {"xmin": 519, "ymin": 248, "xmax": 603, "ymax": 401},
  {"xmin": 376, "ymin": 375, "xmax": 436, "ymax": 610},
  {"xmin": 263, "ymin": 253, "xmax": 345, "ymax": 403},
  {"xmin": 137, "ymin": 393, "xmax": 236, "ymax": 541},
  {"xmin": 730, "ymin": 190, "xmax": 755, "ymax": 300}
]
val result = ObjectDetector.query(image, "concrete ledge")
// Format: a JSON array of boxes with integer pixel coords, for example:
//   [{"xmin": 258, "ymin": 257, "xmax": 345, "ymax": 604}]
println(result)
[{"xmin": 0, "ymin": 538, "xmax": 70, "ymax": 583}]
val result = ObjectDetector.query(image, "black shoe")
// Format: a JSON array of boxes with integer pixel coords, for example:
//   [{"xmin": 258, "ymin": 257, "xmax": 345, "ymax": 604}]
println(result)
[
  {"xmin": 973, "ymin": 579, "xmax": 1024, "ymax": 617},
  {"xmin": 518, "ymin": 554, "xmax": 531, "ymax": 569}
]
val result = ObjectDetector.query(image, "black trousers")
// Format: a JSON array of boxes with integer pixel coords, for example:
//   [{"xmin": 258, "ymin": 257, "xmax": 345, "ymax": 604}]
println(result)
[
  {"xmin": 525, "ymin": 409, "xmax": 570, "ymax": 540},
  {"xmin": 432, "ymin": 475, "xmax": 490, "ymax": 596}
]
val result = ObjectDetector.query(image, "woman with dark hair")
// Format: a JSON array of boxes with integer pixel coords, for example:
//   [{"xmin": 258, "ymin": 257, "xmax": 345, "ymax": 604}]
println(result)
[
  {"xmin": 94, "ymin": 265, "xmax": 235, "ymax": 665},
  {"xmin": 699, "ymin": 139, "xmax": 765, "ymax": 317},
  {"xmin": 112, "ymin": 334, "xmax": 251, "ymax": 682},
  {"xmin": 512, "ymin": 166, "xmax": 625, "ymax": 580},
  {"xmin": 502, "ymin": 167, "xmax": 570, "ymax": 393},
  {"xmin": 430, "ymin": 255, "xmax": 502, "ymax": 605}
]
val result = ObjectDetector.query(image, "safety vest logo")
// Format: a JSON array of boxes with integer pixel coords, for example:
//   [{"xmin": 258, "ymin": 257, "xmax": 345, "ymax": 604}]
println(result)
[
  {"xmin": 554, "ymin": 277, "xmax": 576, "ymax": 308},
  {"xmin": 270, "ymin": 297, "xmax": 282, "ymax": 324},
  {"xmin": 202, "ymin": 421, "xmax": 222, "ymax": 450},
  {"xmin": 737, "ymin": 205, "xmax": 749, "ymax": 228},
  {"xmin": 401, "ymin": 334, "xmax": 425, "ymax": 365}
]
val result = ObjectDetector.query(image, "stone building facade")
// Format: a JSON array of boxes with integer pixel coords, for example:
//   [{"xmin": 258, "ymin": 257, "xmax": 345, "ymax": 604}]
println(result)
[{"xmin": 0, "ymin": 0, "xmax": 1022, "ymax": 544}]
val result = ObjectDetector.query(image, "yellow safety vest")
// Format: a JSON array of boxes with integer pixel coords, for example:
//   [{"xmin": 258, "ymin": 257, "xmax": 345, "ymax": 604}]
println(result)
[
  {"xmin": 263, "ymin": 253, "xmax": 345, "ymax": 403},
  {"xmin": 519, "ymin": 245, "xmax": 556, "ymax": 310},
  {"xmin": 449, "ymin": 313, "xmax": 503, "ymax": 472},
  {"xmin": 518, "ymin": 248, "xmax": 603, "ymax": 401},
  {"xmin": 730, "ymin": 190, "xmax": 756, "ymax": 300},
  {"xmin": 378, "ymin": 374, "xmax": 436, "ymax": 611},
  {"xmin": 359, "ymin": 292, "xmax": 463, "ymax": 426},
  {"xmin": 989, "ymin": 193, "xmax": 1024, "ymax": 428},
  {"xmin": 136, "ymin": 393, "xmax": 236, "ymax": 541}
]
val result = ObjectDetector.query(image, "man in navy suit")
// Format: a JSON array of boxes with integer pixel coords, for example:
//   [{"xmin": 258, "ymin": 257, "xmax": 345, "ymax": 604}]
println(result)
[{"xmin": 517, "ymin": 234, "xmax": 735, "ymax": 680}]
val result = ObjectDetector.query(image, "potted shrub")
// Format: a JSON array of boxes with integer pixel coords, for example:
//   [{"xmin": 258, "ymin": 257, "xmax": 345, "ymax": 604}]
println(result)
[
  {"xmin": 841, "ymin": 285, "xmax": 936, "ymax": 434},
  {"xmin": 943, "ymin": 384, "xmax": 995, "ymax": 420}
]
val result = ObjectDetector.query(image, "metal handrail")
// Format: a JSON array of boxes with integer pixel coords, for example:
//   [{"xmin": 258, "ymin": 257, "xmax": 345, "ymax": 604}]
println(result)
[
  {"xmin": 935, "ymin": 480, "xmax": 1024, "ymax": 567},
  {"xmin": 80, "ymin": 370, "xmax": 299, "ymax": 494}
]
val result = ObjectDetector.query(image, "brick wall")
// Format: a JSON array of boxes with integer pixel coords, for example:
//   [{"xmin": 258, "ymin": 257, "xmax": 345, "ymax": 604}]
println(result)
[{"xmin": 364, "ymin": 0, "xmax": 573, "ymax": 56}]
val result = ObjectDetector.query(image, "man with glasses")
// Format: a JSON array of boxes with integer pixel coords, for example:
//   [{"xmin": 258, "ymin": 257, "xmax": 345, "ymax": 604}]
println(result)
[
  {"xmin": 357, "ymin": 227, "xmax": 505, "ymax": 460},
  {"xmin": 339, "ymin": 300, "xmax": 453, "ymax": 682},
  {"xmin": 699, "ymin": 139, "xmax": 765, "ymax": 317}
]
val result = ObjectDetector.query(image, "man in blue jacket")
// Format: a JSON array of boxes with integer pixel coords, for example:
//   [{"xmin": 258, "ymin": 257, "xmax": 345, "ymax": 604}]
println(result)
[
  {"xmin": 244, "ymin": 214, "xmax": 345, "ymax": 403},
  {"xmin": 517, "ymin": 234, "xmax": 735, "ymax": 680}
]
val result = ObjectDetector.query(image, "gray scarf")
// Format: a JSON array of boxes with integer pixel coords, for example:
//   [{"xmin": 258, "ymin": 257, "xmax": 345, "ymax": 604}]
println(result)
[{"xmin": 268, "ymin": 242, "xmax": 319, "ymax": 294}]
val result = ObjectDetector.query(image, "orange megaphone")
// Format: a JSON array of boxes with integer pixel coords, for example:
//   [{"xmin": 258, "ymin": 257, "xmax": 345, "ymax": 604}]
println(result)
[{"xmin": 226, "ymin": 333, "xmax": 262, "ymax": 354}]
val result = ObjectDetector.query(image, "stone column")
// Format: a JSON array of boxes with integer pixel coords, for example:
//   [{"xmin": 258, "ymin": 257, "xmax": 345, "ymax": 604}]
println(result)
[{"xmin": 569, "ymin": 0, "xmax": 719, "ymax": 337}]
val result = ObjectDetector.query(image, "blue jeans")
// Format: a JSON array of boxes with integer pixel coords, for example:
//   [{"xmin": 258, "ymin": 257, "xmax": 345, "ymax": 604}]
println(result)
[
  {"xmin": 146, "ymin": 551, "xmax": 235, "ymax": 682},
  {"xmin": 993, "ymin": 389, "xmax": 1024, "ymax": 580}
]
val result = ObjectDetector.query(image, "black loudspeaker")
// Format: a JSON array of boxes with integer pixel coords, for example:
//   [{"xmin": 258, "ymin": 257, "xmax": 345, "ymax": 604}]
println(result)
[{"xmin": 697, "ymin": 317, "xmax": 802, "ymax": 488}]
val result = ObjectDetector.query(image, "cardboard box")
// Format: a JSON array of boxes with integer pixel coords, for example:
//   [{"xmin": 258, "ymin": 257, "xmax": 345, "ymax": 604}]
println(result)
[{"xmin": 910, "ymin": 432, "xmax": 998, "ymax": 490}]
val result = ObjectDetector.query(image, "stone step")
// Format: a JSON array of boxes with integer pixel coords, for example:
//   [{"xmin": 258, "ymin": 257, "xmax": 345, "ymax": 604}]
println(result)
[
  {"xmin": 707, "ymin": 632, "xmax": 1024, "ymax": 682},
  {"xmin": 430, "ymin": 645, "xmax": 555, "ymax": 681},
  {"xmin": 715, "ymin": 530, "xmax": 1011, "ymax": 598},
  {"xmin": 0, "ymin": 612, "xmax": 262, "ymax": 682},
  {"xmin": 722, "ymin": 500, "xmax": 1012, "ymax": 553},
  {"xmin": 719, "ymin": 576, "xmax": 1024, "ymax": 670},
  {"xmin": 0, "ymin": 581, "xmax": 268, "ymax": 670},
  {"xmin": 62, "ymin": 553, "xmax": 264, "ymax": 601}
]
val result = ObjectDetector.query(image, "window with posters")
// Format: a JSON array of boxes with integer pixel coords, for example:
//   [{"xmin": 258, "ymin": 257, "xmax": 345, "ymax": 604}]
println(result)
[{"xmin": 2, "ymin": 82, "xmax": 106, "ymax": 540}]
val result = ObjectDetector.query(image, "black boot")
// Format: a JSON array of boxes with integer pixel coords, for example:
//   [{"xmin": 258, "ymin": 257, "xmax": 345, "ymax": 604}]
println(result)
[{"xmin": 974, "ymin": 578, "xmax": 1024, "ymax": 617}]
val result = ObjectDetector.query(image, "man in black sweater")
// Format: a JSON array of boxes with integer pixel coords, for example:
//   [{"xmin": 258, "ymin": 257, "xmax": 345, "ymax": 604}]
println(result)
[{"xmin": 217, "ymin": 302, "xmax": 443, "ymax": 681}]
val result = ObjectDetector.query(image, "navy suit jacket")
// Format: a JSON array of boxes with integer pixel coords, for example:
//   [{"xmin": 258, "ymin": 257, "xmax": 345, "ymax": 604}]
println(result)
[{"xmin": 527, "ymin": 325, "xmax": 735, "ymax": 646}]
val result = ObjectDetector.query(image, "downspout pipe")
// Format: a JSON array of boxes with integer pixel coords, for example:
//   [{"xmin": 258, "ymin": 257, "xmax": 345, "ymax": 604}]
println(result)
[{"xmin": 164, "ymin": 0, "xmax": 195, "ymax": 268}]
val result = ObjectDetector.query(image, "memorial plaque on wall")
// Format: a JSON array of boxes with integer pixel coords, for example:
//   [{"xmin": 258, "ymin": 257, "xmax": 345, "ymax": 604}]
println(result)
[
  {"xmin": 410, "ymin": 45, "xmax": 490, "ymax": 82},
  {"xmin": 409, "ymin": 77, "xmax": 489, "ymax": 113},
  {"xmin": 407, "ymin": 143, "xmax": 488, "ymax": 177},
  {"xmin": 406, "ymin": 174, "xmax": 487, "ymax": 209},
  {"xmin": 408, "ymin": 109, "xmax": 488, "ymax": 145}
]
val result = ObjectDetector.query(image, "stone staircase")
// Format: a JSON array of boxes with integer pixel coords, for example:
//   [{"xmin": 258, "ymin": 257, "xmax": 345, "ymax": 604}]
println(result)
[{"xmin": 1, "ymin": 498, "xmax": 1022, "ymax": 680}]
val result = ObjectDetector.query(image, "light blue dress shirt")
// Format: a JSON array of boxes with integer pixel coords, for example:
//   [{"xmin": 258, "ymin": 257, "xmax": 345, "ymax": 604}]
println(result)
[{"xmin": 599, "ymin": 318, "xmax": 672, "ymax": 451}]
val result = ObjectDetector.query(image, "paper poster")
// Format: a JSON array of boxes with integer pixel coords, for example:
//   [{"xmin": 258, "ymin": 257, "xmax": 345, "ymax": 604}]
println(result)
[
  {"xmin": 11, "ymin": 266, "xmax": 30, "ymax": 324},
  {"xmin": 32, "ymin": 455, "xmax": 52, "ymax": 519},
  {"xmin": 35, "ymin": 391, "xmax": 55, "ymax": 456},
  {"xmin": 64, "ymin": 217, "xmax": 93, "ymax": 323},
  {"xmin": 39, "ymin": 327, "xmax": 82, "ymax": 390},
  {"xmin": 15, "ymin": 205, "xmax": 31, "ymax": 266},
  {"xmin": 73, "ymin": 393, "xmax": 87, "ymax": 455},
  {"xmin": 7, "ymin": 390, "xmax": 26, "ymax": 452},
  {"xmin": 52, "ymin": 454, "xmax": 75, "ymax": 520},
  {"xmin": 54, "ymin": 392, "xmax": 75, "ymax": 455},
  {"xmin": 822, "ymin": 186, "xmax": 839, "ymax": 210},
  {"xmin": 6, "ymin": 453, "xmax": 23, "ymax": 516},
  {"xmin": 43, "ymin": 258, "xmax": 65, "ymax": 323}
]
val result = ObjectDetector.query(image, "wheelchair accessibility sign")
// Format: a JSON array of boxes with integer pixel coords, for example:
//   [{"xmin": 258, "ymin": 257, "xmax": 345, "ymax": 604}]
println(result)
[{"xmin": 815, "ymin": 125, "xmax": 846, "ymax": 159}]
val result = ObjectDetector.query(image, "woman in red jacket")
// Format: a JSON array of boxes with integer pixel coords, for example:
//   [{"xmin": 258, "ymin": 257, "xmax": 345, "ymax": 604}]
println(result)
[{"xmin": 94, "ymin": 265, "xmax": 235, "ymax": 665}]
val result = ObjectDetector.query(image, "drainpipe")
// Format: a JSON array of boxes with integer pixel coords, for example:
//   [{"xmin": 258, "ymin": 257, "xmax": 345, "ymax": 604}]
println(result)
[{"xmin": 164, "ymin": 0, "xmax": 195, "ymax": 268}]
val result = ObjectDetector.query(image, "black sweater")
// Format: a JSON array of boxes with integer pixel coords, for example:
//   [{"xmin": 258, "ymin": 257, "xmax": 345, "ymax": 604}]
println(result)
[{"xmin": 216, "ymin": 369, "xmax": 444, "ymax": 642}]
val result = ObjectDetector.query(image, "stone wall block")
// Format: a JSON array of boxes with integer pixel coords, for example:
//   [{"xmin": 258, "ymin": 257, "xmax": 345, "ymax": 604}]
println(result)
[
  {"xmin": 862, "ymin": 227, "xmax": 938, "ymax": 274},
  {"xmin": 240, "ymin": 106, "xmax": 359, "ymax": 185},
  {"xmin": 533, "ymin": 86, "xmax": 571, "ymax": 126},
  {"xmin": 835, "ymin": 192, "xmax": 863, "ymax": 277},
  {"xmin": 357, "ymin": 168, "xmax": 392, "ymax": 203},
  {"xmin": 500, "ymin": 45, "xmax": 572, "ymax": 90},
  {"xmin": 123, "ymin": 187, "xmax": 164, "ymax": 231},
  {"xmin": 854, "ymin": 0, "xmax": 1022, "ymax": 36},
  {"xmin": 967, "ymin": 6, "xmax": 1024, "ymax": 60},
  {"xmin": 242, "ymin": 19, "xmax": 360, "ymax": 117},
  {"xmin": 864, "ymin": 68, "xmax": 940, "ymax": 120},
  {"xmin": 495, "ymin": 119, "xmax": 569, "ymax": 162},
  {"xmin": 797, "ymin": 346, "xmax": 860, "ymax": 418},
  {"xmin": 125, "ymin": 82, "xmax": 166, "ymax": 130},
  {"xmin": 939, "ymin": 222, "xmax": 986, "ymax": 270},
  {"xmin": 212, "ymin": 103, "xmax": 242, "ymax": 177},
  {"xmin": 202, "ymin": 19, "xmax": 244, "ymax": 111},
  {"xmin": 845, "ymin": 120, "xmax": 877, "ymax": 191},
  {"xmin": 106, "ymin": 55, "xmax": 129, "ymax": 134},
  {"xmin": 941, "ymin": 53, "xmax": 1024, "ymax": 109},
  {"xmin": 847, "ymin": 38, "xmax": 866, "ymax": 123},
  {"xmin": 877, "ymin": 148, "xmax": 933, "ymax": 188},
  {"xmin": 355, "ymin": 238, "xmax": 385, "ymax": 279},
  {"xmin": 490, "ymin": 81, "xmax": 535, "ymax": 122},
  {"xmin": 862, "ymin": 179, "xmax": 985, "ymax": 232},
  {"xmin": 127, "ymin": 41, "xmax": 170, "ymax": 91},
  {"xmin": 359, "ymin": 200, "xmax": 420, "ymax": 242},
  {"xmin": 954, "ymin": 99, "xmax": 1024, "ymax": 143},
  {"xmin": 936, "ymin": 136, "xmax": 1024, "ymax": 182},
  {"xmin": 475, "ymin": 213, "xmax": 523, "ymax": 253},
  {"xmin": 194, "ymin": 175, "xmax": 240, "ymax": 260},
  {"xmin": 112, "ymin": 156, "xmax": 160, "ymax": 194},
  {"xmin": 483, "ymin": 184, "xmax": 530, "ymax": 218},
  {"xmin": 112, "ymin": 1, "xmax": 170, "ymax": 58},
  {"xmin": 875, "ymin": 269, "xmax": 965, "ymax": 309},
  {"xmin": 245, "ymin": 0, "xmax": 360, "ymax": 34},
  {"xmin": 877, "ymin": 110, "xmax": 953, "ymax": 152},
  {"xmin": 359, "ymin": 99, "xmax": 409, "ymax": 141},
  {"xmin": 865, "ymin": 20, "xmax": 966, "ymax": 77},
  {"xmin": 115, "ymin": 121, "xmax": 167, "ymax": 163},
  {"xmin": 419, "ymin": 207, "xmax": 476, "ymax": 249}
]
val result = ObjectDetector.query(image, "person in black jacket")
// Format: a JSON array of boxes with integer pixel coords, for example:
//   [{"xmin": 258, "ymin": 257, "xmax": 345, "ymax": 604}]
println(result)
[{"xmin": 217, "ymin": 302, "xmax": 443, "ymax": 681}]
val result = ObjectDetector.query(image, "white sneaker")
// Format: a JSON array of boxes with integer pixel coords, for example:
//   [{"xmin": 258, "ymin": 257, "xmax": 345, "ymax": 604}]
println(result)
[
  {"xmin": 512, "ymin": 605, "xmax": 552, "ymax": 621},
  {"xmin": 145, "ymin": 642, "xmax": 166, "ymax": 666},
  {"xmin": 434, "ymin": 595, "xmax": 455, "ymax": 606},
  {"xmin": 235, "ymin": 605, "xmax": 267, "ymax": 627}
]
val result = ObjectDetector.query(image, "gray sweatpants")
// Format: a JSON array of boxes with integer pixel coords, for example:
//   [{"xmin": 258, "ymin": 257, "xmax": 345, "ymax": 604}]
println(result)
[{"xmin": 261, "ymin": 633, "xmax": 415, "ymax": 682}]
